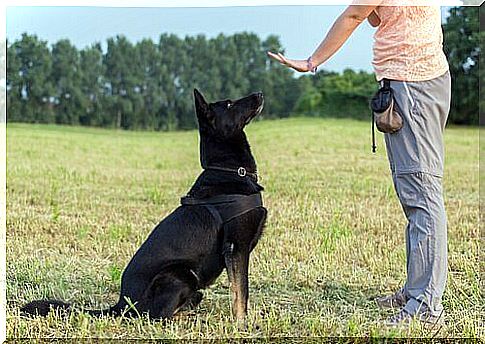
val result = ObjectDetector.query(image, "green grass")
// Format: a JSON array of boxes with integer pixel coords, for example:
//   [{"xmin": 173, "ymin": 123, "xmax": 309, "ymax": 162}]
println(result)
[{"xmin": 6, "ymin": 118, "xmax": 482, "ymax": 339}]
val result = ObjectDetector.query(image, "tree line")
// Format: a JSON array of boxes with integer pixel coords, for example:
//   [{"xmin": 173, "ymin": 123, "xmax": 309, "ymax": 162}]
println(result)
[{"xmin": 6, "ymin": 7, "xmax": 479, "ymax": 130}]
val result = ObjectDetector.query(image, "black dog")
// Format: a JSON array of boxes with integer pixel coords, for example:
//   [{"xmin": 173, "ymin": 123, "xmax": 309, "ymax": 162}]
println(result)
[{"xmin": 21, "ymin": 89, "xmax": 267, "ymax": 321}]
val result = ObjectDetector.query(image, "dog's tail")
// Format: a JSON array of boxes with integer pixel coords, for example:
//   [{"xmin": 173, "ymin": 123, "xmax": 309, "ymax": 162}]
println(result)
[{"xmin": 21, "ymin": 299, "xmax": 117, "ymax": 317}]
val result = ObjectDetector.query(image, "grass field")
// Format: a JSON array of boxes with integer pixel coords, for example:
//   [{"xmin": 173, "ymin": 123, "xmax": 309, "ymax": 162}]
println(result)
[{"xmin": 6, "ymin": 118, "xmax": 482, "ymax": 339}]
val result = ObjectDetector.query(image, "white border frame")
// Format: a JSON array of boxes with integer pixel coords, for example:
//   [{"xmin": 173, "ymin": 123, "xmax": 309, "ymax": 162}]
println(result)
[
  {"xmin": 1, "ymin": 0, "xmax": 469, "ymax": 8},
  {"xmin": 1, "ymin": 0, "xmax": 482, "ymax": 342}
]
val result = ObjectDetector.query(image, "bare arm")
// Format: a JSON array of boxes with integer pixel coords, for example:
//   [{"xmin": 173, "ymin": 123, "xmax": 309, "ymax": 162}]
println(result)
[
  {"xmin": 268, "ymin": 5, "xmax": 378, "ymax": 72},
  {"xmin": 310, "ymin": 5, "xmax": 377, "ymax": 66}
]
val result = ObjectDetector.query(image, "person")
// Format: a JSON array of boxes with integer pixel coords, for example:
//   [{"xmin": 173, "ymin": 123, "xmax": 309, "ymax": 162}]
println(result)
[{"xmin": 268, "ymin": 2, "xmax": 450, "ymax": 327}]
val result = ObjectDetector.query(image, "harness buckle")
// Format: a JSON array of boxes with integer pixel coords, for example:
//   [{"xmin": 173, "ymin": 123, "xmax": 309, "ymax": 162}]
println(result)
[{"xmin": 237, "ymin": 167, "xmax": 247, "ymax": 177}]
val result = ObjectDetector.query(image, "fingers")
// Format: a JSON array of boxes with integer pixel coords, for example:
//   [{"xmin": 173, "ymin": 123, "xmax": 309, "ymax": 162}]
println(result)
[
  {"xmin": 267, "ymin": 51, "xmax": 305, "ymax": 72},
  {"xmin": 270, "ymin": 52, "xmax": 293, "ymax": 69},
  {"xmin": 277, "ymin": 52, "xmax": 287, "ymax": 63},
  {"xmin": 266, "ymin": 51, "xmax": 276, "ymax": 60},
  {"xmin": 277, "ymin": 53, "xmax": 292, "ymax": 68},
  {"xmin": 267, "ymin": 51, "xmax": 285, "ymax": 64},
  {"xmin": 267, "ymin": 51, "xmax": 289, "ymax": 66}
]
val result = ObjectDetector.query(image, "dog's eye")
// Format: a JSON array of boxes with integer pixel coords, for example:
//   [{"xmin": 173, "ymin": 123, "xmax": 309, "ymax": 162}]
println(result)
[{"xmin": 226, "ymin": 102, "xmax": 232, "ymax": 109}]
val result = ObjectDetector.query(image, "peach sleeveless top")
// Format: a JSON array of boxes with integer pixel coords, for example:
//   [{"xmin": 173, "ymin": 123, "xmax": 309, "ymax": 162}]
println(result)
[{"xmin": 372, "ymin": 4, "xmax": 449, "ymax": 81}]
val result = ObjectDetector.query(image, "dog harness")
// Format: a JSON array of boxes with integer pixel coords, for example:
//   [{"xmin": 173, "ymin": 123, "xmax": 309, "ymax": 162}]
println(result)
[
  {"xmin": 180, "ymin": 166, "xmax": 264, "ymax": 287},
  {"xmin": 181, "ymin": 192, "xmax": 263, "ymax": 288},
  {"xmin": 180, "ymin": 193, "xmax": 263, "ymax": 226},
  {"xmin": 180, "ymin": 165, "xmax": 263, "ymax": 226}
]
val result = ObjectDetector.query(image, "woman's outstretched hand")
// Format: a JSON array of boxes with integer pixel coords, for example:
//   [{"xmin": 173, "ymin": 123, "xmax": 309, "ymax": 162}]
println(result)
[{"xmin": 267, "ymin": 51, "xmax": 310, "ymax": 73}]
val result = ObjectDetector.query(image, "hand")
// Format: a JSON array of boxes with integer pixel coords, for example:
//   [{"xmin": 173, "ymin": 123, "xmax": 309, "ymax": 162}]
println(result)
[{"xmin": 266, "ymin": 51, "xmax": 310, "ymax": 73}]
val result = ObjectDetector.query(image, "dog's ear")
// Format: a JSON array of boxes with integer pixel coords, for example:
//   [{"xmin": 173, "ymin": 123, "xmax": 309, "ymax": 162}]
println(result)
[
  {"xmin": 194, "ymin": 89, "xmax": 214, "ymax": 126},
  {"xmin": 194, "ymin": 89, "xmax": 208, "ymax": 117}
]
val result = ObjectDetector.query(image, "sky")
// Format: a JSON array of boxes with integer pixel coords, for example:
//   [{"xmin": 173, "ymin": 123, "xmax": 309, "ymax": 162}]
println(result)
[{"xmin": 6, "ymin": 6, "xmax": 451, "ymax": 73}]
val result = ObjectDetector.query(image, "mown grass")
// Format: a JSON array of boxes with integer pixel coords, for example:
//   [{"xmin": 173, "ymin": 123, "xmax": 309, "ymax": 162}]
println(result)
[{"xmin": 5, "ymin": 118, "xmax": 482, "ymax": 339}]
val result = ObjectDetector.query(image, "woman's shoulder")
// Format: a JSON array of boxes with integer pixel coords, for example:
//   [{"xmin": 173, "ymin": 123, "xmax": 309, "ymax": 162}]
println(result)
[{"xmin": 376, "ymin": 1, "xmax": 441, "ymax": 22}]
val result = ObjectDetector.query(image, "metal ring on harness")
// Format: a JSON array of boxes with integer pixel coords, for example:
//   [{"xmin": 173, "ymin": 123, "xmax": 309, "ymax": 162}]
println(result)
[{"xmin": 237, "ymin": 167, "xmax": 247, "ymax": 177}]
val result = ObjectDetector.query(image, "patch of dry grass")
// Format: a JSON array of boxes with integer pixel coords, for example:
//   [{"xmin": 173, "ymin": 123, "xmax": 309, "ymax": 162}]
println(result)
[{"xmin": 6, "ymin": 118, "xmax": 482, "ymax": 339}]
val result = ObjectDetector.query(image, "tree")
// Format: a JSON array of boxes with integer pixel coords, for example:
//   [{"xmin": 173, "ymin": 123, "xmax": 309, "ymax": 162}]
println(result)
[
  {"xmin": 234, "ymin": 32, "xmax": 266, "ymax": 95},
  {"xmin": 79, "ymin": 43, "xmax": 105, "ymax": 126},
  {"xmin": 293, "ymin": 75, "xmax": 322, "ymax": 116},
  {"xmin": 7, "ymin": 19, "xmax": 479, "ymax": 130},
  {"xmin": 443, "ymin": 6, "xmax": 480, "ymax": 125},
  {"xmin": 9, "ymin": 34, "xmax": 55, "ymax": 123},
  {"xmin": 261, "ymin": 35, "xmax": 301, "ymax": 118},
  {"xmin": 134, "ymin": 38, "xmax": 162, "ymax": 130},
  {"xmin": 293, "ymin": 69, "xmax": 377, "ymax": 119},
  {"xmin": 51, "ymin": 39, "xmax": 85, "ymax": 125},
  {"xmin": 6, "ymin": 39, "xmax": 22, "ymax": 122},
  {"xmin": 158, "ymin": 34, "xmax": 186, "ymax": 130},
  {"xmin": 103, "ymin": 35, "xmax": 138, "ymax": 129}
]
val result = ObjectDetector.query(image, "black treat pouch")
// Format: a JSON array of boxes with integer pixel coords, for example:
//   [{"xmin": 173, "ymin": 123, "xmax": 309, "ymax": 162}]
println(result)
[{"xmin": 370, "ymin": 79, "xmax": 403, "ymax": 134}]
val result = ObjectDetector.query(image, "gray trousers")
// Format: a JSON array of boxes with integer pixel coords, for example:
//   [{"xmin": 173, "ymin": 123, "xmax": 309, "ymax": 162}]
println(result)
[{"xmin": 384, "ymin": 71, "xmax": 451, "ymax": 316}]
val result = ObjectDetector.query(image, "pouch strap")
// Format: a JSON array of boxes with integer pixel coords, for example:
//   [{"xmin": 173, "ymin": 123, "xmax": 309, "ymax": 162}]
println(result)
[
  {"xmin": 372, "ymin": 111, "xmax": 376, "ymax": 153},
  {"xmin": 382, "ymin": 79, "xmax": 391, "ymax": 89},
  {"xmin": 371, "ymin": 78, "xmax": 391, "ymax": 153}
]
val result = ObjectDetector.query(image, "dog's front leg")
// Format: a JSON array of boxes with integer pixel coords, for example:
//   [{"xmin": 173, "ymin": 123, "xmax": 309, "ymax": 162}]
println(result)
[{"xmin": 223, "ymin": 242, "xmax": 250, "ymax": 321}]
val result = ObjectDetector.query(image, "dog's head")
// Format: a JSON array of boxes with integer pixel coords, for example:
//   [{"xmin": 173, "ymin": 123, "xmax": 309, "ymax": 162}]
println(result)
[
  {"xmin": 193, "ymin": 89, "xmax": 264, "ymax": 138},
  {"xmin": 193, "ymin": 89, "xmax": 264, "ymax": 171}
]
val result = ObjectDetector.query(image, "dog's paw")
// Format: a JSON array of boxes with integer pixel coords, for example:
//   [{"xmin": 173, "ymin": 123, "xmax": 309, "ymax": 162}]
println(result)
[
  {"xmin": 235, "ymin": 318, "xmax": 262, "ymax": 333},
  {"xmin": 184, "ymin": 291, "xmax": 203, "ymax": 311}
]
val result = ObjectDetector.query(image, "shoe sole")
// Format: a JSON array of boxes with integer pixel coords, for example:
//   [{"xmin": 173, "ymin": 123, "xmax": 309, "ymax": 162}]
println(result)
[
  {"xmin": 375, "ymin": 299, "xmax": 406, "ymax": 310},
  {"xmin": 383, "ymin": 314, "xmax": 445, "ymax": 330}
]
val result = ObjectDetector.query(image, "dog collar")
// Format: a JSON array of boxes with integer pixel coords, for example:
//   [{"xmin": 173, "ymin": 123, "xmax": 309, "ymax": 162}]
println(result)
[{"xmin": 204, "ymin": 165, "xmax": 258, "ymax": 181}]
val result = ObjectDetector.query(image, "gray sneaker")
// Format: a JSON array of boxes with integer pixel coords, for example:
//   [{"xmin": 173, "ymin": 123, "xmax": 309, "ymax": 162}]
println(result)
[
  {"xmin": 375, "ymin": 288, "xmax": 408, "ymax": 309},
  {"xmin": 385, "ymin": 308, "xmax": 445, "ymax": 329}
]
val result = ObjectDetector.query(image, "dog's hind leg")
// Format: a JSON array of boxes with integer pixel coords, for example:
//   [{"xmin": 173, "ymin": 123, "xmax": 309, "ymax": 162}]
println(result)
[{"xmin": 139, "ymin": 266, "xmax": 199, "ymax": 319}]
